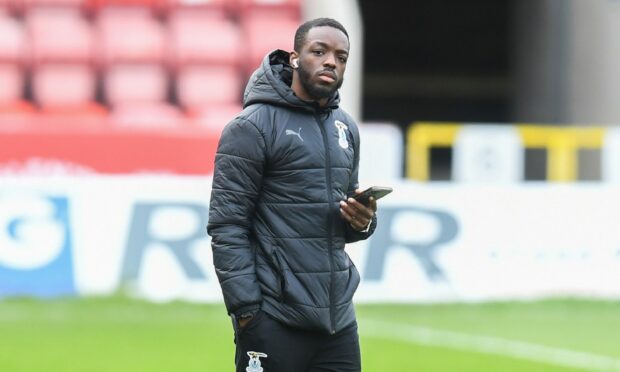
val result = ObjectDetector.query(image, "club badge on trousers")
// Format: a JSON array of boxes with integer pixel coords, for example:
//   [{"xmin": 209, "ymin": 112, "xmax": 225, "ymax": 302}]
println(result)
[{"xmin": 246, "ymin": 351, "xmax": 268, "ymax": 372}]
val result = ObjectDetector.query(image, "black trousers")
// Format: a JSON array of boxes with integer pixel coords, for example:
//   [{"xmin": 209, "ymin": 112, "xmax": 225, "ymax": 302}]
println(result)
[{"xmin": 233, "ymin": 311, "xmax": 361, "ymax": 372}]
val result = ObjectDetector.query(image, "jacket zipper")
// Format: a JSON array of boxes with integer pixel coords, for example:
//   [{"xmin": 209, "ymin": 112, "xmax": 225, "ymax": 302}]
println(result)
[{"xmin": 314, "ymin": 112, "xmax": 336, "ymax": 334}]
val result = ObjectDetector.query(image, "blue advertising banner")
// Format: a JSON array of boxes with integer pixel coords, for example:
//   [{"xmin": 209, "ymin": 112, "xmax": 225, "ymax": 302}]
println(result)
[{"xmin": 0, "ymin": 194, "xmax": 75, "ymax": 297}]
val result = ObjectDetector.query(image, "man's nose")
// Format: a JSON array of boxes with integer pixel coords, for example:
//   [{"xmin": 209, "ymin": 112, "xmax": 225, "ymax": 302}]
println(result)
[{"xmin": 323, "ymin": 53, "xmax": 336, "ymax": 68}]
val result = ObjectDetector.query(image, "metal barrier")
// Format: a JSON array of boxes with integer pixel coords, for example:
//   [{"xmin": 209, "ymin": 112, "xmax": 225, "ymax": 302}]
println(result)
[{"xmin": 407, "ymin": 122, "xmax": 606, "ymax": 182}]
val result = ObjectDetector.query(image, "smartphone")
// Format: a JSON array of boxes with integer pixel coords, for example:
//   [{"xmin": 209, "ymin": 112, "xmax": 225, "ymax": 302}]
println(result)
[{"xmin": 353, "ymin": 186, "xmax": 393, "ymax": 205}]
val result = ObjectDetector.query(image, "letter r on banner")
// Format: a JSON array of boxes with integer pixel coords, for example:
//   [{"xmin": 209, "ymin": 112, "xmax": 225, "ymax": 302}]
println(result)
[
  {"xmin": 121, "ymin": 203, "xmax": 209, "ymax": 282},
  {"xmin": 364, "ymin": 207, "xmax": 458, "ymax": 282}
]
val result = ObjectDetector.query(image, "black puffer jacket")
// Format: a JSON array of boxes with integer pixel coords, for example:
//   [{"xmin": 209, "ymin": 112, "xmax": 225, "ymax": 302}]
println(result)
[{"xmin": 207, "ymin": 50, "xmax": 376, "ymax": 334}]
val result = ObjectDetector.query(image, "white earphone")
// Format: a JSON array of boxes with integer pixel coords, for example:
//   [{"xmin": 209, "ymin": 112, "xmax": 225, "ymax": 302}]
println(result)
[{"xmin": 292, "ymin": 59, "xmax": 299, "ymax": 68}]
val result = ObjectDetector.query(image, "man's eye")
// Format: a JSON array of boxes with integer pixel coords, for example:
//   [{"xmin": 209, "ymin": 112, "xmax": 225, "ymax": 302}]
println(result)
[
  {"xmin": 339, "ymin": 56, "xmax": 348, "ymax": 63},
  {"xmin": 313, "ymin": 50, "xmax": 324, "ymax": 55}
]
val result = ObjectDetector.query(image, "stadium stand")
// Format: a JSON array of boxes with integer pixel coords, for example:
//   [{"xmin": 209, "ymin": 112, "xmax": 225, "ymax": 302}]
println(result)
[
  {"xmin": 0, "ymin": 13, "xmax": 24, "ymax": 62},
  {"xmin": 0, "ymin": 13, "xmax": 26, "ymax": 105},
  {"xmin": 0, "ymin": 0, "xmax": 302, "ymax": 135},
  {"xmin": 167, "ymin": 10, "xmax": 241, "ymax": 67},
  {"xmin": 97, "ymin": 7, "xmax": 169, "ymax": 113},
  {"xmin": 26, "ymin": 6, "xmax": 94, "ymax": 64},
  {"xmin": 167, "ymin": 0, "xmax": 230, "ymax": 19},
  {"xmin": 0, "ymin": 63, "xmax": 23, "ymax": 101},
  {"xmin": 187, "ymin": 102, "xmax": 242, "ymax": 134},
  {"xmin": 0, "ymin": 0, "xmax": 17, "ymax": 14},
  {"xmin": 109, "ymin": 101, "xmax": 184, "ymax": 128},
  {"xmin": 22, "ymin": 0, "xmax": 88, "ymax": 11},
  {"xmin": 0, "ymin": 11, "xmax": 36, "ymax": 118},
  {"xmin": 237, "ymin": 0, "xmax": 300, "ymax": 19},
  {"xmin": 0, "ymin": 66, "xmax": 26, "ymax": 109},
  {"xmin": 97, "ymin": 7, "xmax": 165, "ymax": 64},
  {"xmin": 88, "ymin": 0, "xmax": 164, "ymax": 14},
  {"xmin": 104, "ymin": 63, "xmax": 168, "ymax": 105},
  {"xmin": 0, "ymin": 99, "xmax": 37, "ymax": 120},
  {"xmin": 33, "ymin": 64, "xmax": 98, "ymax": 106},
  {"xmin": 176, "ymin": 65, "xmax": 241, "ymax": 109},
  {"xmin": 241, "ymin": 11, "xmax": 298, "ymax": 75},
  {"xmin": 25, "ymin": 7, "xmax": 107, "ymax": 117}
]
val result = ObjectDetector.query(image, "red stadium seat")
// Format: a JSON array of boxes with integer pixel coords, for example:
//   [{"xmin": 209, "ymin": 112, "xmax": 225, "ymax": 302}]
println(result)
[
  {"xmin": 23, "ymin": 0, "xmax": 88, "ymax": 10},
  {"xmin": 88, "ymin": 0, "xmax": 164, "ymax": 13},
  {"xmin": 0, "ymin": 99, "xmax": 37, "ymax": 115},
  {"xmin": 110, "ymin": 101, "xmax": 184, "ymax": 128},
  {"xmin": 0, "ymin": 14, "xmax": 25, "ymax": 62},
  {"xmin": 176, "ymin": 65, "xmax": 241, "ymax": 109},
  {"xmin": 90, "ymin": 0, "xmax": 162, "ymax": 6},
  {"xmin": 104, "ymin": 63, "xmax": 168, "ymax": 105},
  {"xmin": 42, "ymin": 101, "xmax": 107, "ymax": 116},
  {"xmin": 243, "ymin": 15, "xmax": 298, "ymax": 74},
  {"xmin": 25, "ymin": 5, "xmax": 82, "ymax": 25},
  {"xmin": 26, "ymin": 7, "xmax": 94, "ymax": 63},
  {"xmin": 32, "ymin": 63, "xmax": 97, "ymax": 107},
  {"xmin": 0, "ymin": 63, "xmax": 24, "ymax": 102},
  {"xmin": 237, "ymin": 0, "xmax": 300, "ymax": 19},
  {"xmin": 0, "ymin": 53, "xmax": 34, "ymax": 122},
  {"xmin": 0, "ymin": 100, "xmax": 38, "ymax": 124},
  {"xmin": 38, "ymin": 101, "xmax": 108, "ymax": 129},
  {"xmin": 167, "ymin": 10, "xmax": 241, "ymax": 67},
  {"xmin": 97, "ymin": 8, "xmax": 165, "ymax": 65},
  {"xmin": 165, "ymin": 0, "xmax": 230, "ymax": 18},
  {"xmin": 0, "ymin": 0, "xmax": 18, "ymax": 14},
  {"xmin": 187, "ymin": 103, "xmax": 242, "ymax": 133}
]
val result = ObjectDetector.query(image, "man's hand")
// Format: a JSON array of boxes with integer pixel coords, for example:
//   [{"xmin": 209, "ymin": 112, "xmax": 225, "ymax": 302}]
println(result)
[
  {"xmin": 340, "ymin": 189, "xmax": 377, "ymax": 231},
  {"xmin": 238, "ymin": 315, "xmax": 253, "ymax": 328}
]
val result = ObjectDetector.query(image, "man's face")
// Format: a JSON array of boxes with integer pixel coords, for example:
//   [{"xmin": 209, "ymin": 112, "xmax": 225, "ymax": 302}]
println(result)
[{"xmin": 295, "ymin": 26, "xmax": 349, "ymax": 101}]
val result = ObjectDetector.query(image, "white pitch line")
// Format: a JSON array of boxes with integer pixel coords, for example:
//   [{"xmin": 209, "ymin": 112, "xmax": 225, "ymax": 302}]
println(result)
[{"xmin": 360, "ymin": 319, "xmax": 620, "ymax": 371}]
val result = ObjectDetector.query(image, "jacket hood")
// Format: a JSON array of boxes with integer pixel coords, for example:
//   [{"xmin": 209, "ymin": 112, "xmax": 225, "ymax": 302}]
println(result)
[{"xmin": 243, "ymin": 49, "xmax": 340, "ymax": 112}]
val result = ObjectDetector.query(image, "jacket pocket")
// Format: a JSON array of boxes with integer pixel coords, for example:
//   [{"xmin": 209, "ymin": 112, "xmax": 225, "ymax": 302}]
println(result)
[
  {"xmin": 272, "ymin": 249, "xmax": 288, "ymax": 301},
  {"xmin": 340, "ymin": 263, "xmax": 361, "ymax": 305}
]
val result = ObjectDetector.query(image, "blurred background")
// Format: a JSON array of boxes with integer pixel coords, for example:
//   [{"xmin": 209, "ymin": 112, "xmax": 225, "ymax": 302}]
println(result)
[{"xmin": 2, "ymin": 0, "xmax": 620, "ymax": 371}]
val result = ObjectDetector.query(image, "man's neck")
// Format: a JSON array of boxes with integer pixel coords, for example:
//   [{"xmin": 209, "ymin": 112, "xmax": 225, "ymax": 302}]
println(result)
[{"xmin": 291, "ymin": 77, "xmax": 329, "ymax": 107}]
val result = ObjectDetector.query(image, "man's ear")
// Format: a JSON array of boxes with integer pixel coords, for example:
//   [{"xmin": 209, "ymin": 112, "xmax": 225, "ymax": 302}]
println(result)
[{"xmin": 290, "ymin": 52, "xmax": 299, "ymax": 68}]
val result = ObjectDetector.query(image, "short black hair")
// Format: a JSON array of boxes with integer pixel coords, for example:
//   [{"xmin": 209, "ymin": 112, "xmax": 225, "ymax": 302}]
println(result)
[{"xmin": 293, "ymin": 18, "xmax": 349, "ymax": 52}]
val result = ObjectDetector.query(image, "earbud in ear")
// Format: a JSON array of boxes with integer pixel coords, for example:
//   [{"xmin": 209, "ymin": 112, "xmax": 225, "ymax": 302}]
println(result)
[{"xmin": 292, "ymin": 59, "xmax": 299, "ymax": 68}]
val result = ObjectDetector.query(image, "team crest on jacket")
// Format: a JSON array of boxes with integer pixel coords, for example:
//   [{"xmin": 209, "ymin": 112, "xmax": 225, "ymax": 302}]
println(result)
[
  {"xmin": 246, "ymin": 351, "xmax": 267, "ymax": 372},
  {"xmin": 334, "ymin": 120, "xmax": 349, "ymax": 149}
]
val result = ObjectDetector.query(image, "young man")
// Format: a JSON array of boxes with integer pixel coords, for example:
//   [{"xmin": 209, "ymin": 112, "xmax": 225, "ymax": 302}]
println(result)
[{"xmin": 208, "ymin": 18, "xmax": 377, "ymax": 372}]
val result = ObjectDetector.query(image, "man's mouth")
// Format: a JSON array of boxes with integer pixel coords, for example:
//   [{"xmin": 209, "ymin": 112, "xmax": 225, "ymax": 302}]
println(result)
[{"xmin": 318, "ymin": 71, "xmax": 336, "ymax": 83}]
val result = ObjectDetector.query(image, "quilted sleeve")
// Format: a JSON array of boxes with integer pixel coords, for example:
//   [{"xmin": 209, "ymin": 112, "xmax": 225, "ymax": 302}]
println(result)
[{"xmin": 207, "ymin": 118, "xmax": 266, "ymax": 316}]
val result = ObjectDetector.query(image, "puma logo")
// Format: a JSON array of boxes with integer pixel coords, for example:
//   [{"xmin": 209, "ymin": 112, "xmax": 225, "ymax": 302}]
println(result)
[{"xmin": 286, "ymin": 127, "xmax": 304, "ymax": 142}]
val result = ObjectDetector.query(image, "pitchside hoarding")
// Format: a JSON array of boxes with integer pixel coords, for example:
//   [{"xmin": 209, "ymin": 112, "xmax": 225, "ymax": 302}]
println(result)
[{"xmin": 1, "ymin": 176, "xmax": 619, "ymax": 303}]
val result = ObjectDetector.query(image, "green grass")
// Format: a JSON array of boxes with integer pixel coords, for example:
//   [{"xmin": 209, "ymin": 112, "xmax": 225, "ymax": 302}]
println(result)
[{"xmin": 0, "ymin": 297, "xmax": 619, "ymax": 371}]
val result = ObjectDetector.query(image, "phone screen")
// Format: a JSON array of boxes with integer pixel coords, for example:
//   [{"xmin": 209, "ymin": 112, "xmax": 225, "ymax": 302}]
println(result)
[{"xmin": 353, "ymin": 186, "xmax": 393, "ymax": 205}]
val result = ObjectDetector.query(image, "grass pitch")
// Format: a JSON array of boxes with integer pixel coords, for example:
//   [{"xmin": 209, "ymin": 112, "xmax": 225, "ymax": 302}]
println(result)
[{"xmin": 1, "ymin": 297, "xmax": 618, "ymax": 371}]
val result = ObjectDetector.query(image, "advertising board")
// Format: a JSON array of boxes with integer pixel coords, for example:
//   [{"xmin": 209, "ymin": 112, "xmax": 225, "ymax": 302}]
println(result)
[{"xmin": 2, "ymin": 177, "xmax": 619, "ymax": 303}]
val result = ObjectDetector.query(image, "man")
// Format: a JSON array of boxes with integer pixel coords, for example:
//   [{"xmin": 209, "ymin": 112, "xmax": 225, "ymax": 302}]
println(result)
[{"xmin": 208, "ymin": 18, "xmax": 377, "ymax": 372}]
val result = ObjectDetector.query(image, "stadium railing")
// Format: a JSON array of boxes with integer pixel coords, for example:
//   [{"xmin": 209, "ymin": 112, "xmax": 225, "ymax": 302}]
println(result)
[{"xmin": 407, "ymin": 122, "xmax": 608, "ymax": 182}]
